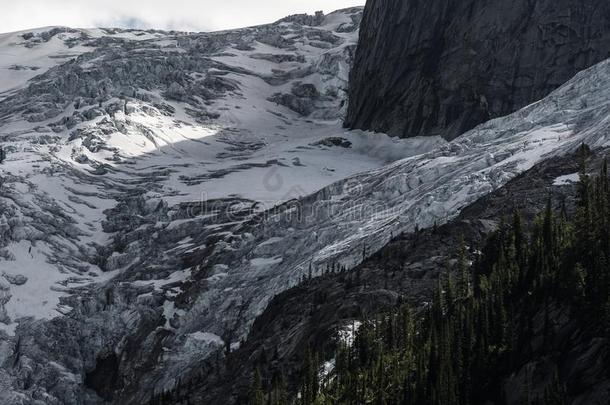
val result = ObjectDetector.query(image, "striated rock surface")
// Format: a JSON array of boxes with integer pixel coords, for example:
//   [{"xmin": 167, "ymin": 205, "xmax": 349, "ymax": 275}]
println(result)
[{"xmin": 346, "ymin": 0, "xmax": 610, "ymax": 140}]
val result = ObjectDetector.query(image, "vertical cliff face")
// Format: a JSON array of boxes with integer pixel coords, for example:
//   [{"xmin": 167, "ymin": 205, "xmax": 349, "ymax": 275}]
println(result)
[{"xmin": 346, "ymin": 0, "xmax": 610, "ymax": 140}]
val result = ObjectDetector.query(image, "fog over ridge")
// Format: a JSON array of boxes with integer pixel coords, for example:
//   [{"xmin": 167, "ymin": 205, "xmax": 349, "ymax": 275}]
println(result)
[{"xmin": 1, "ymin": 0, "xmax": 364, "ymax": 33}]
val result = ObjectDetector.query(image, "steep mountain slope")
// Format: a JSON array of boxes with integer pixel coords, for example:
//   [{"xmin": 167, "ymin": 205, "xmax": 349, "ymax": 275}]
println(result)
[
  {"xmin": 174, "ymin": 149, "xmax": 609, "ymax": 405},
  {"xmin": 346, "ymin": 0, "xmax": 610, "ymax": 140},
  {"xmin": 134, "ymin": 58, "xmax": 610, "ymax": 403},
  {"xmin": 0, "ymin": 7, "xmax": 609, "ymax": 405},
  {"xmin": 0, "ymin": 9, "xmax": 374, "ymax": 329},
  {"xmin": 0, "ymin": 9, "xmax": 416, "ymax": 404}
]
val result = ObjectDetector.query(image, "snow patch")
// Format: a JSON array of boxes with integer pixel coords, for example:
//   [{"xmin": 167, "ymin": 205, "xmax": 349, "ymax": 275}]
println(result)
[{"xmin": 553, "ymin": 172, "xmax": 580, "ymax": 186}]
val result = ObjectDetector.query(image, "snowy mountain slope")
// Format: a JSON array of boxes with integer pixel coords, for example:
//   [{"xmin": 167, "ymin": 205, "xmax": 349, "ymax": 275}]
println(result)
[
  {"xmin": 0, "ymin": 6, "xmax": 609, "ymax": 404},
  {"xmin": 0, "ymin": 8, "xmax": 437, "ymax": 404},
  {"xmin": 108, "ymin": 57, "xmax": 608, "ymax": 402},
  {"xmin": 0, "ymin": 26, "xmax": 174, "ymax": 98},
  {"xmin": 146, "ymin": 57, "xmax": 610, "ymax": 386},
  {"xmin": 0, "ymin": 28, "xmax": 89, "ymax": 97},
  {"xmin": 0, "ymin": 7, "xmax": 395, "ymax": 331}
]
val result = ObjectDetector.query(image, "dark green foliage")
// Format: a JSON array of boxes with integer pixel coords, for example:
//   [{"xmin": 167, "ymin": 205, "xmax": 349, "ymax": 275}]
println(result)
[
  {"xmin": 249, "ymin": 368, "xmax": 265, "ymax": 405},
  {"xmin": 280, "ymin": 159, "xmax": 610, "ymax": 405}
]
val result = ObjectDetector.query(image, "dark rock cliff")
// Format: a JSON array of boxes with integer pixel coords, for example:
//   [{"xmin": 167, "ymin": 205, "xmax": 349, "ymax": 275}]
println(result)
[{"xmin": 345, "ymin": 0, "xmax": 610, "ymax": 140}]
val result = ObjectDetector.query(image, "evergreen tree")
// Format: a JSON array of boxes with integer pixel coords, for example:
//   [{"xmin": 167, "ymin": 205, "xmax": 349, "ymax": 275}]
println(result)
[{"xmin": 250, "ymin": 368, "xmax": 265, "ymax": 405}]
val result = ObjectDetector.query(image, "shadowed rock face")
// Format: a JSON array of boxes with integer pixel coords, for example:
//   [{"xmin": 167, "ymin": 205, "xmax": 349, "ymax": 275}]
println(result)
[{"xmin": 346, "ymin": 0, "xmax": 610, "ymax": 140}]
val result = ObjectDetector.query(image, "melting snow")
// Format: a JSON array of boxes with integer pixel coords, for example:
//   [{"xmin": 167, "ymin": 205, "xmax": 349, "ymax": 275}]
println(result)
[
  {"xmin": 188, "ymin": 331, "xmax": 223, "ymax": 345},
  {"xmin": 553, "ymin": 172, "xmax": 580, "ymax": 186}
]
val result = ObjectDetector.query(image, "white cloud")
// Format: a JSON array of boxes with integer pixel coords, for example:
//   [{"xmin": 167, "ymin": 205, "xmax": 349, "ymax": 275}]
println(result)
[{"xmin": 0, "ymin": 0, "xmax": 364, "ymax": 33}]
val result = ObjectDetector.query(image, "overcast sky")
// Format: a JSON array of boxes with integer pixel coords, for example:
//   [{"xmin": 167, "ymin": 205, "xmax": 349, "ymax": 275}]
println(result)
[{"xmin": 1, "ymin": 0, "xmax": 364, "ymax": 34}]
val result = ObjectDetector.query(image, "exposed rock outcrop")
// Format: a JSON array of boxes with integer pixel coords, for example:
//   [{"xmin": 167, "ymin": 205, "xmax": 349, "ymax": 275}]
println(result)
[{"xmin": 346, "ymin": 0, "xmax": 610, "ymax": 140}]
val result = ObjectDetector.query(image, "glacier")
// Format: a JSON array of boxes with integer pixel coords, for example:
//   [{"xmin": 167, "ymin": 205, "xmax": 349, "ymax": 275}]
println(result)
[{"xmin": 0, "ymin": 6, "xmax": 609, "ymax": 404}]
